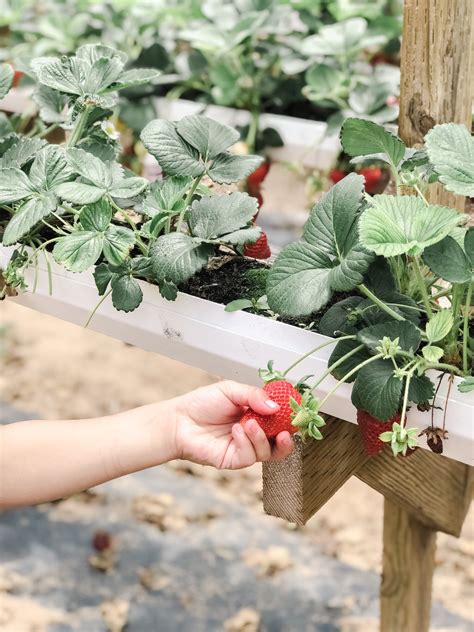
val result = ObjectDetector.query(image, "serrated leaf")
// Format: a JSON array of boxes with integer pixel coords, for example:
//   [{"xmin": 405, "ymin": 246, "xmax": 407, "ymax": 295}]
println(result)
[
  {"xmin": 66, "ymin": 148, "xmax": 113, "ymax": 189},
  {"xmin": 358, "ymin": 292, "xmax": 421, "ymax": 326},
  {"xmin": 2, "ymin": 194, "xmax": 57, "ymax": 246},
  {"xmin": 458, "ymin": 377, "xmax": 474, "ymax": 393},
  {"xmin": 143, "ymin": 176, "xmax": 192, "ymax": 218},
  {"xmin": 303, "ymin": 173, "xmax": 365, "ymax": 256},
  {"xmin": 150, "ymin": 233, "xmax": 213, "ymax": 285},
  {"xmin": 425, "ymin": 123, "xmax": 474, "ymax": 197},
  {"xmin": 35, "ymin": 56, "xmax": 89, "ymax": 95},
  {"xmin": 225, "ymin": 299, "xmax": 253, "ymax": 312},
  {"xmin": 422, "ymin": 345, "xmax": 444, "ymax": 363},
  {"xmin": 189, "ymin": 192, "xmax": 257, "ymax": 239},
  {"xmin": 304, "ymin": 64, "xmax": 348, "ymax": 106},
  {"xmin": 357, "ymin": 320, "xmax": 421, "ymax": 354},
  {"xmin": 159, "ymin": 279, "xmax": 178, "ymax": 301},
  {"xmin": 360, "ymin": 195, "xmax": 462, "ymax": 256},
  {"xmin": 426, "ymin": 309, "xmax": 453, "ymax": 343},
  {"xmin": 103, "ymin": 225, "xmax": 135, "ymax": 265},
  {"xmin": 76, "ymin": 44, "xmax": 128, "ymax": 65},
  {"xmin": 0, "ymin": 137, "xmax": 47, "ymax": 169},
  {"xmin": 341, "ymin": 118, "xmax": 406, "ymax": 168},
  {"xmin": 328, "ymin": 338, "xmax": 370, "ymax": 382},
  {"xmin": 465, "ymin": 227, "xmax": 474, "ymax": 267},
  {"xmin": 319, "ymin": 296, "xmax": 363, "ymax": 337},
  {"xmin": 0, "ymin": 64, "xmax": 14, "ymax": 99},
  {"xmin": 423, "ymin": 236, "xmax": 472, "ymax": 283},
  {"xmin": 0, "ymin": 168, "xmax": 35, "ymax": 203},
  {"xmin": 93, "ymin": 262, "xmax": 113, "ymax": 295},
  {"xmin": 54, "ymin": 181, "xmax": 106, "ymax": 204},
  {"xmin": 140, "ymin": 120, "xmax": 204, "ymax": 177},
  {"xmin": 221, "ymin": 226, "xmax": 262, "ymax": 245},
  {"xmin": 177, "ymin": 115, "xmax": 239, "ymax": 160},
  {"xmin": 29, "ymin": 145, "xmax": 73, "ymax": 190},
  {"xmin": 351, "ymin": 358, "xmax": 403, "ymax": 420},
  {"xmin": 328, "ymin": 244, "xmax": 373, "ymax": 291},
  {"xmin": 111, "ymin": 274, "xmax": 143, "ymax": 312},
  {"xmin": 53, "ymin": 231, "xmax": 103, "ymax": 272},
  {"xmin": 110, "ymin": 176, "xmax": 148, "ymax": 199},
  {"xmin": 105, "ymin": 68, "xmax": 160, "ymax": 92},
  {"xmin": 84, "ymin": 56, "xmax": 124, "ymax": 94},
  {"xmin": 408, "ymin": 374, "xmax": 435, "ymax": 403},
  {"xmin": 266, "ymin": 242, "xmax": 333, "ymax": 317},
  {"xmin": 32, "ymin": 85, "xmax": 68, "ymax": 124},
  {"xmin": 207, "ymin": 153, "xmax": 263, "ymax": 184},
  {"xmin": 80, "ymin": 199, "xmax": 113, "ymax": 232}
]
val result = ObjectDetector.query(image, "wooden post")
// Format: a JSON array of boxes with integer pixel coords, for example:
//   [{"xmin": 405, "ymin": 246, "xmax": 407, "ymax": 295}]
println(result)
[
  {"xmin": 381, "ymin": 500, "xmax": 437, "ymax": 632},
  {"xmin": 399, "ymin": 0, "xmax": 474, "ymax": 209}
]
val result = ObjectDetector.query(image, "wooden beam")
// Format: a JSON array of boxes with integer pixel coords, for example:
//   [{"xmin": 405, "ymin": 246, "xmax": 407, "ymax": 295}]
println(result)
[
  {"xmin": 381, "ymin": 500, "xmax": 436, "ymax": 632},
  {"xmin": 356, "ymin": 448, "xmax": 473, "ymax": 536},
  {"xmin": 399, "ymin": 0, "xmax": 473, "ymax": 209},
  {"xmin": 262, "ymin": 416, "xmax": 368, "ymax": 525}
]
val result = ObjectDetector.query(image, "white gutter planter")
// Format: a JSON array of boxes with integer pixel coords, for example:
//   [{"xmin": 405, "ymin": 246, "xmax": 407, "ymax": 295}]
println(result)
[{"xmin": 1, "ymin": 246, "xmax": 472, "ymax": 466}]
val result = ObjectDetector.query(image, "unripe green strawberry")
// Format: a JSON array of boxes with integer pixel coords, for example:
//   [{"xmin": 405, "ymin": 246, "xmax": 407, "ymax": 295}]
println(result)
[{"xmin": 240, "ymin": 380, "xmax": 302, "ymax": 438}]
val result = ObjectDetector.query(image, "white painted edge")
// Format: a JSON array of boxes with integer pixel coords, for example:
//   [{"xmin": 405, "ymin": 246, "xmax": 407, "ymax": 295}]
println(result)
[{"xmin": 1, "ymin": 246, "xmax": 472, "ymax": 465}]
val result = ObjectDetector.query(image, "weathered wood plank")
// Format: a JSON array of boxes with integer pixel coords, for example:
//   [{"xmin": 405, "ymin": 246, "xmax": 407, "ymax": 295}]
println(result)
[
  {"xmin": 262, "ymin": 417, "xmax": 368, "ymax": 525},
  {"xmin": 399, "ymin": 0, "xmax": 473, "ymax": 210},
  {"xmin": 356, "ymin": 446, "xmax": 473, "ymax": 536},
  {"xmin": 381, "ymin": 500, "xmax": 437, "ymax": 632}
]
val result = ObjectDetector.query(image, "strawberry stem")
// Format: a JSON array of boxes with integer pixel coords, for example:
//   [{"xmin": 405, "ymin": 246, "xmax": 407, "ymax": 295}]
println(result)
[
  {"xmin": 309, "ymin": 343, "xmax": 365, "ymax": 392},
  {"xmin": 283, "ymin": 334, "xmax": 356, "ymax": 377}
]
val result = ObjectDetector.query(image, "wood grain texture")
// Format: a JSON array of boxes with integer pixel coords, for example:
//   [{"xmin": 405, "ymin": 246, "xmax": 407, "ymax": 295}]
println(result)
[
  {"xmin": 356, "ymin": 448, "xmax": 473, "ymax": 536},
  {"xmin": 262, "ymin": 417, "xmax": 368, "ymax": 525},
  {"xmin": 399, "ymin": 0, "xmax": 473, "ymax": 209},
  {"xmin": 381, "ymin": 500, "xmax": 437, "ymax": 632}
]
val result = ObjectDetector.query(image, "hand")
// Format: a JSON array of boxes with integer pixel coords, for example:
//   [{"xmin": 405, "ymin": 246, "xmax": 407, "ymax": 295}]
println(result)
[{"xmin": 173, "ymin": 381, "xmax": 294, "ymax": 469}]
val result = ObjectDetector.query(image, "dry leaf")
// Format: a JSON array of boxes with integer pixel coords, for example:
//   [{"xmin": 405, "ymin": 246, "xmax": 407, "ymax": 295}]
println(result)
[
  {"xmin": 224, "ymin": 608, "xmax": 261, "ymax": 632},
  {"xmin": 138, "ymin": 567, "xmax": 171, "ymax": 592},
  {"xmin": 100, "ymin": 599, "xmax": 129, "ymax": 632},
  {"xmin": 243, "ymin": 546, "xmax": 292, "ymax": 577}
]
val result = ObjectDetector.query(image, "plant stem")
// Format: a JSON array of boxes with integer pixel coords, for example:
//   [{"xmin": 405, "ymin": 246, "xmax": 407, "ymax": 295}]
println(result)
[
  {"xmin": 245, "ymin": 108, "xmax": 260, "ymax": 154},
  {"xmin": 67, "ymin": 105, "xmax": 92, "ymax": 148},
  {"xmin": 177, "ymin": 174, "xmax": 202, "ymax": 232},
  {"xmin": 85, "ymin": 288, "xmax": 113, "ymax": 328},
  {"xmin": 399, "ymin": 372, "xmax": 413, "ymax": 428},
  {"xmin": 316, "ymin": 353, "xmax": 384, "ymax": 412},
  {"xmin": 310, "ymin": 343, "xmax": 366, "ymax": 391},
  {"xmin": 425, "ymin": 362, "xmax": 464, "ymax": 377},
  {"xmin": 462, "ymin": 281, "xmax": 472, "ymax": 374},
  {"xmin": 412, "ymin": 257, "xmax": 433, "ymax": 318},
  {"xmin": 282, "ymin": 334, "xmax": 356, "ymax": 377},
  {"xmin": 37, "ymin": 123, "xmax": 59, "ymax": 139},
  {"xmin": 358, "ymin": 284, "xmax": 405, "ymax": 321}
]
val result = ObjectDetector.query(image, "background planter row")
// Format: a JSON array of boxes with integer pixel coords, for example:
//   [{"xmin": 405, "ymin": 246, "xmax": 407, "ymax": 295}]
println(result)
[{"xmin": 1, "ymin": 246, "xmax": 472, "ymax": 466}]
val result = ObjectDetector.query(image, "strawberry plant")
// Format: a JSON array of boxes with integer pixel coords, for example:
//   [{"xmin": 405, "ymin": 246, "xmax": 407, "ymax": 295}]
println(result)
[
  {"xmin": 0, "ymin": 46, "xmax": 265, "ymax": 314},
  {"xmin": 262, "ymin": 118, "xmax": 473, "ymax": 456}
]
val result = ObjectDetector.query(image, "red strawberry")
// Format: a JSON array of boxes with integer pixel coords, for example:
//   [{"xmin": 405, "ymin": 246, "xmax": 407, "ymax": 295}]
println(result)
[
  {"xmin": 244, "ymin": 231, "xmax": 271, "ymax": 259},
  {"xmin": 247, "ymin": 161, "xmax": 271, "ymax": 194},
  {"xmin": 240, "ymin": 380, "xmax": 302, "ymax": 438},
  {"xmin": 360, "ymin": 166, "xmax": 383, "ymax": 194},
  {"xmin": 12, "ymin": 70, "xmax": 23, "ymax": 88},
  {"xmin": 329, "ymin": 168, "xmax": 347, "ymax": 184},
  {"xmin": 356, "ymin": 410, "xmax": 400, "ymax": 456}
]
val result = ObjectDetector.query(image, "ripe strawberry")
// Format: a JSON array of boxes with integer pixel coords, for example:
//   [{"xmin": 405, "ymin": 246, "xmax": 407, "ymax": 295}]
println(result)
[
  {"xmin": 356, "ymin": 410, "xmax": 400, "ymax": 456},
  {"xmin": 247, "ymin": 160, "xmax": 271, "ymax": 194},
  {"xmin": 240, "ymin": 380, "xmax": 302, "ymax": 438},
  {"xmin": 244, "ymin": 231, "xmax": 271, "ymax": 259},
  {"xmin": 329, "ymin": 168, "xmax": 347, "ymax": 184},
  {"xmin": 12, "ymin": 69, "xmax": 23, "ymax": 88},
  {"xmin": 360, "ymin": 166, "xmax": 384, "ymax": 194}
]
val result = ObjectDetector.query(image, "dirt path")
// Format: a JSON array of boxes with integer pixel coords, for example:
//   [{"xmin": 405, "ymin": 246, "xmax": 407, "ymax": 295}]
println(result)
[{"xmin": 1, "ymin": 301, "xmax": 473, "ymax": 626}]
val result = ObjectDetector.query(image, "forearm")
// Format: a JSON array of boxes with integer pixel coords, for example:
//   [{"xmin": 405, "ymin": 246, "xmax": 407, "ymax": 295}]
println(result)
[{"xmin": 0, "ymin": 401, "xmax": 178, "ymax": 509}]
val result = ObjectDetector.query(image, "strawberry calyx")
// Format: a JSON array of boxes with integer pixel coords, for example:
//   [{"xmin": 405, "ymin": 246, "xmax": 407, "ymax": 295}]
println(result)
[
  {"xmin": 290, "ymin": 391, "xmax": 325, "ymax": 440},
  {"xmin": 379, "ymin": 421, "xmax": 418, "ymax": 457},
  {"xmin": 258, "ymin": 360, "xmax": 286, "ymax": 383}
]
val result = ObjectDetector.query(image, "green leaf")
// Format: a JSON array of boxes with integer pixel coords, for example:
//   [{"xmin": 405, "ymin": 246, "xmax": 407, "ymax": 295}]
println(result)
[
  {"xmin": 35, "ymin": 56, "xmax": 90, "ymax": 95},
  {"xmin": 328, "ymin": 338, "xmax": 370, "ymax": 382},
  {"xmin": 76, "ymin": 44, "xmax": 128, "ymax": 65},
  {"xmin": 54, "ymin": 181, "xmax": 106, "ymax": 204},
  {"xmin": 0, "ymin": 168, "xmax": 35, "ymax": 203},
  {"xmin": 110, "ymin": 176, "xmax": 148, "ymax": 199},
  {"xmin": 303, "ymin": 173, "xmax": 365, "ymax": 256},
  {"xmin": 425, "ymin": 123, "xmax": 474, "ymax": 197},
  {"xmin": 266, "ymin": 242, "xmax": 333, "ymax": 317},
  {"xmin": 93, "ymin": 262, "xmax": 113, "ymax": 295},
  {"xmin": 0, "ymin": 137, "xmax": 47, "ymax": 169},
  {"xmin": 32, "ymin": 85, "xmax": 68, "ymax": 124},
  {"xmin": 220, "ymin": 226, "xmax": 262, "ymax": 245},
  {"xmin": 53, "ymin": 231, "xmax": 103, "ymax": 272},
  {"xmin": 465, "ymin": 227, "xmax": 474, "ymax": 267},
  {"xmin": 143, "ymin": 176, "xmax": 192, "ymax": 217},
  {"xmin": 340, "ymin": 118, "xmax": 406, "ymax": 168},
  {"xmin": 140, "ymin": 120, "xmax": 204, "ymax": 177},
  {"xmin": 360, "ymin": 195, "xmax": 462, "ymax": 257},
  {"xmin": 159, "ymin": 279, "xmax": 178, "ymax": 301},
  {"xmin": 0, "ymin": 63, "xmax": 14, "ymax": 99},
  {"xmin": 225, "ymin": 299, "xmax": 253, "ymax": 312},
  {"xmin": 84, "ymin": 56, "xmax": 124, "ymax": 94},
  {"xmin": 357, "ymin": 320, "xmax": 421, "ymax": 354},
  {"xmin": 103, "ymin": 226, "xmax": 135, "ymax": 265},
  {"xmin": 80, "ymin": 199, "xmax": 113, "ymax": 232},
  {"xmin": 2, "ymin": 194, "xmax": 57, "ymax": 246},
  {"xmin": 408, "ymin": 374, "xmax": 435, "ymax": 403},
  {"xmin": 422, "ymin": 345, "xmax": 444, "ymax": 363},
  {"xmin": 458, "ymin": 377, "xmax": 474, "ymax": 393},
  {"xmin": 319, "ymin": 296, "xmax": 363, "ymax": 337},
  {"xmin": 303, "ymin": 64, "xmax": 348, "ymax": 107},
  {"xmin": 302, "ymin": 18, "xmax": 386, "ymax": 56},
  {"xmin": 328, "ymin": 244, "xmax": 374, "ymax": 292},
  {"xmin": 150, "ymin": 233, "xmax": 213, "ymax": 285},
  {"xmin": 111, "ymin": 275, "xmax": 143, "ymax": 312},
  {"xmin": 189, "ymin": 192, "xmax": 257, "ymax": 239},
  {"xmin": 207, "ymin": 153, "xmax": 263, "ymax": 184},
  {"xmin": 29, "ymin": 146, "xmax": 73, "ymax": 190},
  {"xmin": 105, "ymin": 68, "xmax": 160, "ymax": 92},
  {"xmin": 176, "ymin": 115, "xmax": 239, "ymax": 160},
  {"xmin": 66, "ymin": 148, "xmax": 113, "ymax": 189},
  {"xmin": 423, "ymin": 236, "xmax": 471, "ymax": 283},
  {"xmin": 426, "ymin": 309, "xmax": 453, "ymax": 343},
  {"xmin": 351, "ymin": 358, "xmax": 403, "ymax": 420}
]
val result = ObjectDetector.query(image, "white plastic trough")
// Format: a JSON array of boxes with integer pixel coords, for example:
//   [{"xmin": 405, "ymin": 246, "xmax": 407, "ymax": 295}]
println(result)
[{"xmin": 1, "ymin": 246, "xmax": 472, "ymax": 465}]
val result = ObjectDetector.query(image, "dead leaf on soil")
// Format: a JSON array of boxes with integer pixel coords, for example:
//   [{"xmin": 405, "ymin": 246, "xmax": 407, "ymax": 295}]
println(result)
[
  {"xmin": 243, "ymin": 546, "xmax": 292, "ymax": 577},
  {"xmin": 137, "ymin": 567, "xmax": 171, "ymax": 592},
  {"xmin": 224, "ymin": 607, "xmax": 261, "ymax": 632},
  {"xmin": 100, "ymin": 599, "xmax": 129, "ymax": 632}
]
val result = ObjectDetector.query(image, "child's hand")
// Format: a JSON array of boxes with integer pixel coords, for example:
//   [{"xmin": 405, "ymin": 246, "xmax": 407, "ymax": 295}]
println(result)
[{"xmin": 173, "ymin": 381, "xmax": 294, "ymax": 469}]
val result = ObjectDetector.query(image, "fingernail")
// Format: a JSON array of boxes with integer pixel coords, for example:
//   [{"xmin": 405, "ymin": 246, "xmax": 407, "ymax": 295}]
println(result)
[{"xmin": 265, "ymin": 399, "xmax": 279, "ymax": 409}]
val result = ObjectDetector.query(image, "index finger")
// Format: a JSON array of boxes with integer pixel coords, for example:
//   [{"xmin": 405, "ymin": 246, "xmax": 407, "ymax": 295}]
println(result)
[{"xmin": 217, "ymin": 380, "xmax": 280, "ymax": 416}]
